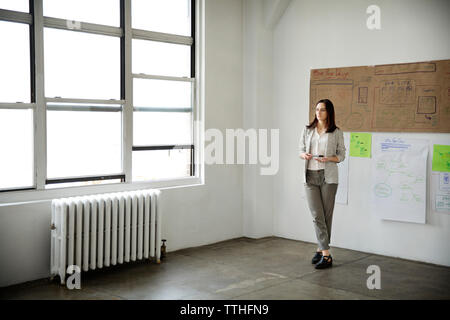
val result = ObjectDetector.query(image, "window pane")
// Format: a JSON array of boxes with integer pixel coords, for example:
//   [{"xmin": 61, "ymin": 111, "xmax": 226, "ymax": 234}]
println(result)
[
  {"xmin": 132, "ymin": 149, "xmax": 191, "ymax": 181},
  {"xmin": 44, "ymin": 28, "xmax": 120, "ymax": 100},
  {"xmin": 47, "ymin": 110, "xmax": 122, "ymax": 178},
  {"xmin": 0, "ymin": 109, "xmax": 33, "ymax": 189},
  {"xmin": 0, "ymin": 21, "xmax": 30, "ymax": 103},
  {"xmin": 0, "ymin": 0, "xmax": 28, "ymax": 12},
  {"xmin": 43, "ymin": 0, "xmax": 119, "ymax": 26},
  {"xmin": 133, "ymin": 112, "xmax": 192, "ymax": 145},
  {"xmin": 132, "ymin": 0, "xmax": 191, "ymax": 36},
  {"xmin": 133, "ymin": 39, "xmax": 190, "ymax": 77},
  {"xmin": 133, "ymin": 78, "xmax": 191, "ymax": 108}
]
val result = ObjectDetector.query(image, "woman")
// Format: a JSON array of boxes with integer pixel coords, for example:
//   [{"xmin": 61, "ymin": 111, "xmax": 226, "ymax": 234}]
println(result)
[{"xmin": 299, "ymin": 99, "xmax": 346, "ymax": 269}]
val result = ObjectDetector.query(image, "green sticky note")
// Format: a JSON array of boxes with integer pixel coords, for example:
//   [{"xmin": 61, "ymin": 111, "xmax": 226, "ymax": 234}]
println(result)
[
  {"xmin": 432, "ymin": 144, "xmax": 450, "ymax": 172},
  {"xmin": 350, "ymin": 132, "xmax": 372, "ymax": 158}
]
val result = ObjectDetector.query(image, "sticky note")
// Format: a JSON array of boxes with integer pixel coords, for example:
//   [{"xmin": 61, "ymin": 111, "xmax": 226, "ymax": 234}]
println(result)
[
  {"xmin": 350, "ymin": 132, "xmax": 372, "ymax": 158},
  {"xmin": 432, "ymin": 144, "xmax": 450, "ymax": 172}
]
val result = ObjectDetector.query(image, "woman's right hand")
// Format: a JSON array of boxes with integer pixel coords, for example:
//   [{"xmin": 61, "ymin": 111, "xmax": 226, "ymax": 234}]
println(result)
[{"xmin": 301, "ymin": 153, "xmax": 312, "ymax": 160}]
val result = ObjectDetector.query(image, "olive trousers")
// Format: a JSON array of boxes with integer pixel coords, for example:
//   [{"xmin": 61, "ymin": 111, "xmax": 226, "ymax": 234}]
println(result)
[{"xmin": 304, "ymin": 169, "xmax": 338, "ymax": 251}]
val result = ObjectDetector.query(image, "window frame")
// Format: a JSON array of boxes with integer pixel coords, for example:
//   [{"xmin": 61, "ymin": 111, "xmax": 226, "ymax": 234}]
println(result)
[{"xmin": 0, "ymin": 0, "xmax": 204, "ymax": 202}]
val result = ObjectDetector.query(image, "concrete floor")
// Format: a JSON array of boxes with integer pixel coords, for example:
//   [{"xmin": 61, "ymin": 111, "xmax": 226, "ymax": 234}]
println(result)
[{"xmin": 1, "ymin": 237, "xmax": 449, "ymax": 300}]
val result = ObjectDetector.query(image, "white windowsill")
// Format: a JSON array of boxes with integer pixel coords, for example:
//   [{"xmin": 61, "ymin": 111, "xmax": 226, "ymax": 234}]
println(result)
[{"xmin": 0, "ymin": 176, "xmax": 204, "ymax": 206}]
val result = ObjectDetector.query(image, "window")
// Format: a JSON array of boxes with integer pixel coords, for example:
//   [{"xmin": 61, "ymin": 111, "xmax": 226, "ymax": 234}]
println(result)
[
  {"xmin": 43, "ymin": 0, "xmax": 120, "ymax": 27},
  {"xmin": 132, "ymin": 148, "xmax": 193, "ymax": 181},
  {"xmin": 133, "ymin": 78, "xmax": 192, "ymax": 109},
  {"xmin": 132, "ymin": 39, "xmax": 191, "ymax": 77},
  {"xmin": 41, "ymin": 0, "xmax": 122, "ymax": 187},
  {"xmin": 0, "ymin": 109, "xmax": 33, "ymax": 189},
  {"xmin": 0, "ymin": 0, "xmax": 198, "ymax": 193},
  {"xmin": 133, "ymin": 112, "xmax": 192, "ymax": 146},
  {"xmin": 0, "ymin": 0, "xmax": 28, "ymax": 12},
  {"xmin": 44, "ymin": 28, "xmax": 120, "ymax": 100},
  {"xmin": 132, "ymin": 0, "xmax": 191, "ymax": 36},
  {"xmin": 46, "ymin": 107, "xmax": 122, "ymax": 178},
  {"xmin": 0, "ymin": 21, "xmax": 30, "ymax": 103},
  {"xmin": 0, "ymin": 11, "xmax": 33, "ymax": 191},
  {"xmin": 131, "ymin": 0, "xmax": 195, "ymax": 182}
]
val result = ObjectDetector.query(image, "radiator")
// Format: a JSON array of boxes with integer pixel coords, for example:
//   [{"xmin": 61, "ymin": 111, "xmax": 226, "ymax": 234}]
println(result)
[{"xmin": 50, "ymin": 189, "xmax": 162, "ymax": 285}]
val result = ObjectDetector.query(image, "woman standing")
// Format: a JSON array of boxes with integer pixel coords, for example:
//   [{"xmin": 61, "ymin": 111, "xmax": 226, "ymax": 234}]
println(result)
[{"xmin": 299, "ymin": 99, "xmax": 346, "ymax": 269}]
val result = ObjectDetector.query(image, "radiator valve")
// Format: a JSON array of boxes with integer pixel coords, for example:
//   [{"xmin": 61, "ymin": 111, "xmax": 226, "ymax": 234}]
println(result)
[{"xmin": 161, "ymin": 239, "xmax": 167, "ymax": 260}]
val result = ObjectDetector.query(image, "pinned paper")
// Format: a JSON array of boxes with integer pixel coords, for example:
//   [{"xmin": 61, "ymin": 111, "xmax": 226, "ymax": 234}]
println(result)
[
  {"xmin": 350, "ymin": 132, "xmax": 372, "ymax": 158},
  {"xmin": 432, "ymin": 144, "xmax": 450, "ymax": 172},
  {"xmin": 436, "ymin": 194, "xmax": 450, "ymax": 211},
  {"xmin": 440, "ymin": 172, "xmax": 450, "ymax": 191},
  {"xmin": 372, "ymin": 136, "xmax": 428, "ymax": 223}
]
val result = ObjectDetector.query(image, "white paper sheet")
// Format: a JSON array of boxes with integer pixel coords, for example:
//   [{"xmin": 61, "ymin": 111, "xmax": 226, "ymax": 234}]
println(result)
[
  {"xmin": 431, "ymin": 172, "xmax": 450, "ymax": 213},
  {"xmin": 336, "ymin": 132, "xmax": 350, "ymax": 205},
  {"xmin": 371, "ymin": 136, "xmax": 428, "ymax": 224}
]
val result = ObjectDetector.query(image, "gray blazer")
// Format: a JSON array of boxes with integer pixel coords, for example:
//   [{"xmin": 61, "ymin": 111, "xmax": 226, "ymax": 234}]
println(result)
[{"xmin": 299, "ymin": 126, "xmax": 346, "ymax": 184}]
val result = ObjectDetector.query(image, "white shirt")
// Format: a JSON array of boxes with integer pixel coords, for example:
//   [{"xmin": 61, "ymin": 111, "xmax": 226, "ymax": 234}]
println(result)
[{"xmin": 307, "ymin": 128, "xmax": 328, "ymax": 170}]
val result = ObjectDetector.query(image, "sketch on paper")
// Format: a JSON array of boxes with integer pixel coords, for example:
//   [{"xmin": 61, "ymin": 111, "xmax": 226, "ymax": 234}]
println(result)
[
  {"xmin": 310, "ymin": 59, "xmax": 450, "ymax": 133},
  {"xmin": 431, "ymin": 172, "xmax": 450, "ymax": 213},
  {"xmin": 371, "ymin": 136, "xmax": 428, "ymax": 223}
]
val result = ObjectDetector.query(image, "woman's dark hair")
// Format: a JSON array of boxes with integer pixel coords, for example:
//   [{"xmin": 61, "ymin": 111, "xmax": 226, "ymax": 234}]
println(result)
[{"xmin": 306, "ymin": 99, "xmax": 338, "ymax": 133}]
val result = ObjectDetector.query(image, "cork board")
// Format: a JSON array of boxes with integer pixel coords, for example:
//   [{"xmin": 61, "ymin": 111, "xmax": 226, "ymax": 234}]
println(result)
[{"xmin": 309, "ymin": 59, "xmax": 450, "ymax": 132}]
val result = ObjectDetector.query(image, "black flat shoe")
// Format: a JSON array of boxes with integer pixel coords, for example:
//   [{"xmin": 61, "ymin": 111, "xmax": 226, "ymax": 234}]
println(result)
[
  {"xmin": 315, "ymin": 255, "xmax": 332, "ymax": 269},
  {"xmin": 311, "ymin": 252, "xmax": 323, "ymax": 264}
]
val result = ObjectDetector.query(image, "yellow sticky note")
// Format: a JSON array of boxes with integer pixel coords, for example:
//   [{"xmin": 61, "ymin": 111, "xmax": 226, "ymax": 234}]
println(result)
[
  {"xmin": 350, "ymin": 132, "xmax": 372, "ymax": 158},
  {"xmin": 432, "ymin": 144, "xmax": 450, "ymax": 172}
]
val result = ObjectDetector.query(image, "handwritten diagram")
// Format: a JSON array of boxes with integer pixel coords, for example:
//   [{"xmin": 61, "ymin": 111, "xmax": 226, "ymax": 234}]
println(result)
[
  {"xmin": 371, "ymin": 136, "xmax": 428, "ymax": 224},
  {"xmin": 431, "ymin": 171, "xmax": 450, "ymax": 213}
]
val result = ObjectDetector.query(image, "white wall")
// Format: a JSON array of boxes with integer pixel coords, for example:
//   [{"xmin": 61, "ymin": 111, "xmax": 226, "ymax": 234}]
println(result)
[
  {"xmin": 242, "ymin": 0, "xmax": 274, "ymax": 238},
  {"xmin": 272, "ymin": 0, "xmax": 450, "ymax": 266},
  {"xmin": 0, "ymin": 0, "xmax": 244, "ymax": 287},
  {"xmin": 240, "ymin": 0, "xmax": 291, "ymax": 239}
]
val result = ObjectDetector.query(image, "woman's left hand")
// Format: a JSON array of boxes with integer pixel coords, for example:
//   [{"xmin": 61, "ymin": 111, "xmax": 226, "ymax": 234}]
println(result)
[{"xmin": 315, "ymin": 156, "xmax": 339, "ymax": 163}]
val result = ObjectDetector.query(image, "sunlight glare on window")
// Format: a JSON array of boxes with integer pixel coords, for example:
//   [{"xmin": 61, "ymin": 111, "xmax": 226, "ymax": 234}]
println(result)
[
  {"xmin": 133, "ymin": 112, "xmax": 192, "ymax": 146},
  {"xmin": 43, "ymin": 0, "xmax": 119, "ymax": 26},
  {"xmin": 0, "ymin": 0, "xmax": 28, "ymax": 12},
  {"xmin": 0, "ymin": 21, "xmax": 30, "ymax": 103},
  {"xmin": 47, "ymin": 110, "xmax": 122, "ymax": 178},
  {"xmin": 133, "ymin": 78, "xmax": 191, "ymax": 109},
  {"xmin": 132, "ymin": 0, "xmax": 191, "ymax": 36},
  {"xmin": 132, "ymin": 149, "xmax": 191, "ymax": 182},
  {"xmin": 132, "ymin": 39, "xmax": 191, "ymax": 77},
  {"xmin": 0, "ymin": 109, "xmax": 33, "ymax": 189},
  {"xmin": 44, "ymin": 28, "xmax": 120, "ymax": 100}
]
